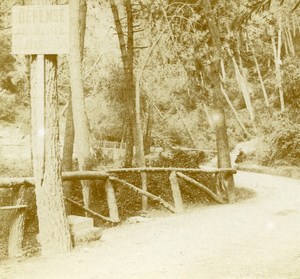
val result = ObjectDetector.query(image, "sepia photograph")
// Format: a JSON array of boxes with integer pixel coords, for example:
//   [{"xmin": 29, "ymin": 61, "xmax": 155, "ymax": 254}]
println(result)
[{"xmin": 0, "ymin": 0, "xmax": 300, "ymax": 278}]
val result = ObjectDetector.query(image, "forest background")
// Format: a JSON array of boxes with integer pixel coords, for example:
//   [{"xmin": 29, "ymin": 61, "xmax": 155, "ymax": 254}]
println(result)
[{"xmin": 0, "ymin": 0, "xmax": 300, "ymax": 175}]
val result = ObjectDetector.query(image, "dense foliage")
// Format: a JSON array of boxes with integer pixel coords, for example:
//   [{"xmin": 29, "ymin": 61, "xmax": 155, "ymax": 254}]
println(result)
[
  {"xmin": 260, "ymin": 118, "xmax": 300, "ymax": 167},
  {"xmin": 0, "ymin": 0, "xmax": 299, "ymax": 162}
]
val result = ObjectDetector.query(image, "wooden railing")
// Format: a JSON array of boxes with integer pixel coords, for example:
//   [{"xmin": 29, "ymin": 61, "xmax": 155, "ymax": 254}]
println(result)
[{"xmin": 0, "ymin": 166, "xmax": 236, "ymax": 258}]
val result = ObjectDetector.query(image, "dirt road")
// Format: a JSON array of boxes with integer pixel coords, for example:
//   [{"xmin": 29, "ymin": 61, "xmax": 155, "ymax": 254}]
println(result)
[{"xmin": 1, "ymin": 171, "xmax": 300, "ymax": 279}]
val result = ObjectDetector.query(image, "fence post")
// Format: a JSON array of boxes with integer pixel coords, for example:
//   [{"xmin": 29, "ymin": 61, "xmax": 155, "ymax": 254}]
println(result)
[
  {"xmin": 104, "ymin": 178, "xmax": 119, "ymax": 222},
  {"xmin": 8, "ymin": 185, "xmax": 27, "ymax": 258},
  {"xmin": 169, "ymin": 171, "xmax": 184, "ymax": 213},
  {"xmin": 141, "ymin": 172, "xmax": 148, "ymax": 211}
]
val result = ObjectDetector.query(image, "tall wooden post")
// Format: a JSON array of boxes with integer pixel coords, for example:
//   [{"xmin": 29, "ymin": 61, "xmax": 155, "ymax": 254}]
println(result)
[{"xmin": 13, "ymin": 1, "xmax": 72, "ymax": 255}]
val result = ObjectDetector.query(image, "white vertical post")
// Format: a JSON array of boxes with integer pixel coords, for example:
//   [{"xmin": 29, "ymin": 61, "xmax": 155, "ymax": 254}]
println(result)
[
  {"xmin": 105, "ymin": 179, "xmax": 119, "ymax": 222},
  {"xmin": 169, "ymin": 171, "xmax": 184, "ymax": 213},
  {"xmin": 31, "ymin": 55, "xmax": 45, "ymax": 183}
]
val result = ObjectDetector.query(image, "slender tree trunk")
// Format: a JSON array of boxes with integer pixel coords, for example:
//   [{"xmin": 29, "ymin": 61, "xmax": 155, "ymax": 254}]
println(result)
[
  {"xmin": 229, "ymin": 50, "xmax": 254, "ymax": 122},
  {"xmin": 271, "ymin": 32, "xmax": 284, "ymax": 112},
  {"xmin": 270, "ymin": 3, "xmax": 284, "ymax": 112},
  {"xmin": 220, "ymin": 85, "xmax": 252, "ymax": 138},
  {"xmin": 124, "ymin": 118, "xmax": 134, "ymax": 167},
  {"xmin": 61, "ymin": 94, "xmax": 74, "ymax": 214},
  {"xmin": 69, "ymin": 0, "xmax": 93, "ymax": 208},
  {"xmin": 109, "ymin": 0, "xmax": 145, "ymax": 166},
  {"xmin": 171, "ymin": 98, "xmax": 197, "ymax": 147},
  {"xmin": 125, "ymin": 0, "xmax": 148, "ymax": 210},
  {"xmin": 62, "ymin": 0, "xmax": 87, "ymax": 213},
  {"xmin": 202, "ymin": 103, "xmax": 214, "ymax": 129},
  {"xmin": 109, "ymin": 0, "xmax": 148, "ymax": 209},
  {"xmin": 202, "ymin": 0, "xmax": 235, "ymax": 202},
  {"xmin": 250, "ymin": 44, "xmax": 270, "ymax": 107},
  {"xmin": 110, "ymin": 0, "xmax": 134, "ymax": 166},
  {"xmin": 144, "ymin": 101, "xmax": 153, "ymax": 155}
]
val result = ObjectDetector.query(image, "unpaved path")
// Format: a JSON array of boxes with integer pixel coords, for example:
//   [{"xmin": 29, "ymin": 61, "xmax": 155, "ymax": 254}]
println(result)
[{"xmin": 1, "ymin": 171, "xmax": 300, "ymax": 279}]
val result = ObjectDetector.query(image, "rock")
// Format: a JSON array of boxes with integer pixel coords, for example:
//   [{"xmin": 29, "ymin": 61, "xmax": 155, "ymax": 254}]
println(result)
[
  {"xmin": 67, "ymin": 215, "xmax": 93, "ymax": 234},
  {"xmin": 71, "ymin": 227, "xmax": 102, "ymax": 246},
  {"xmin": 67, "ymin": 215, "xmax": 102, "ymax": 247},
  {"xmin": 126, "ymin": 216, "xmax": 152, "ymax": 224}
]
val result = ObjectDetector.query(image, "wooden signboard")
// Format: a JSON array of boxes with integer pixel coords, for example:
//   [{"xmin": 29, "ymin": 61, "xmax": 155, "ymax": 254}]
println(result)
[{"xmin": 12, "ymin": 5, "xmax": 69, "ymax": 55}]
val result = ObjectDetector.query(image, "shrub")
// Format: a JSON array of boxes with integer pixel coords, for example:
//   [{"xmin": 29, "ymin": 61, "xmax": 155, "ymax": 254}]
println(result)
[
  {"xmin": 259, "ymin": 118, "xmax": 300, "ymax": 167},
  {"xmin": 0, "ymin": 90, "xmax": 16, "ymax": 123},
  {"xmin": 112, "ymin": 149, "xmax": 214, "ymax": 219}
]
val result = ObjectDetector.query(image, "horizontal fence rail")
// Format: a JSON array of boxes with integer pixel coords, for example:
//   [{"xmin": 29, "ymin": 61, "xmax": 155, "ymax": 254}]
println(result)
[
  {"xmin": 0, "ymin": 167, "xmax": 237, "ymax": 189},
  {"xmin": 108, "ymin": 167, "xmax": 237, "ymax": 174}
]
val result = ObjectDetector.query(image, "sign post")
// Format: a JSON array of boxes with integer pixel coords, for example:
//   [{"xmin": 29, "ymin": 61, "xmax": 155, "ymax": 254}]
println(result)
[{"xmin": 12, "ymin": 3, "xmax": 72, "ymax": 255}]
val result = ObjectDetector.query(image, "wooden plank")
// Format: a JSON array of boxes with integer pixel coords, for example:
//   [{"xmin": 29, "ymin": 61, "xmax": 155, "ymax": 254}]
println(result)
[
  {"xmin": 104, "ymin": 179, "xmax": 119, "ymax": 222},
  {"xmin": 110, "ymin": 176, "xmax": 176, "ymax": 213},
  {"xmin": 169, "ymin": 172, "xmax": 184, "ymax": 213},
  {"xmin": 176, "ymin": 172, "xmax": 226, "ymax": 204}
]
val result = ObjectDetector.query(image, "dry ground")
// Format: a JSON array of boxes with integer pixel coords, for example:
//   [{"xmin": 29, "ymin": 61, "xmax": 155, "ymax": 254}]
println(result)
[{"xmin": 0, "ymin": 171, "xmax": 300, "ymax": 279}]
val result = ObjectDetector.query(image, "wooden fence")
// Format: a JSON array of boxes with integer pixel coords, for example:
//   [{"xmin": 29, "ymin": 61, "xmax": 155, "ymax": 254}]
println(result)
[{"xmin": 0, "ymin": 166, "xmax": 236, "ymax": 258}]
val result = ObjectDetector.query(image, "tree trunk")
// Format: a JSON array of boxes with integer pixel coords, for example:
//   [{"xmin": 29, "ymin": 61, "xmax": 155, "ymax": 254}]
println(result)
[
  {"xmin": 124, "ymin": 118, "xmax": 134, "ymax": 167},
  {"xmin": 251, "ymin": 44, "xmax": 270, "ymax": 107},
  {"xmin": 79, "ymin": 0, "xmax": 87, "ymax": 54},
  {"xmin": 69, "ymin": 0, "xmax": 93, "ymax": 208},
  {"xmin": 144, "ymin": 101, "xmax": 153, "ymax": 155},
  {"xmin": 220, "ymin": 85, "xmax": 252, "ymax": 138},
  {"xmin": 202, "ymin": 0, "xmax": 235, "ymax": 202},
  {"xmin": 62, "ymin": 0, "xmax": 87, "ymax": 214},
  {"xmin": 171, "ymin": 98, "xmax": 197, "ymax": 147},
  {"xmin": 271, "ymin": 29, "xmax": 285, "ymax": 112},
  {"xmin": 31, "ymin": 54, "xmax": 72, "ymax": 256},
  {"xmin": 61, "ymin": 94, "xmax": 74, "ymax": 215},
  {"xmin": 109, "ymin": 0, "xmax": 148, "ymax": 209}
]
